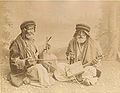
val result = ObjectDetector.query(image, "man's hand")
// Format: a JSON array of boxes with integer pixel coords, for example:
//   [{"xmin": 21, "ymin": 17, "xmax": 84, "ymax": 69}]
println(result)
[
  {"xmin": 66, "ymin": 52, "xmax": 75, "ymax": 60},
  {"xmin": 66, "ymin": 56, "xmax": 69, "ymax": 60},
  {"xmin": 11, "ymin": 57, "xmax": 26, "ymax": 69},
  {"xmin": 94, "ymin": 61, "xmax": 101, "ymax": 68},
  {"xmin": 69, "ymin": 52, "xmax": 75, "ymax": 59},
  {"xmin": 25, "ymin": 57, "xmax": 36, "ymax": 66}
]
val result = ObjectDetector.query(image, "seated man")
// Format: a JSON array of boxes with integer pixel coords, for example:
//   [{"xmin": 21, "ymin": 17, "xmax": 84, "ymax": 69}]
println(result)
[
  {"xmin": 8, "ymin": 21, "xmax": 55, "ymax": 87},
  {"xmin": 54, "ymin": 24, "xmax": 103, "ymax": 86}
]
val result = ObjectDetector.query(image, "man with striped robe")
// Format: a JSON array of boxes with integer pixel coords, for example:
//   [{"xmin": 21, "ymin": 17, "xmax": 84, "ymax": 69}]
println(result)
[{"xmin": 8, "ymin": 21, "xmax": 54, "ymax": 87}]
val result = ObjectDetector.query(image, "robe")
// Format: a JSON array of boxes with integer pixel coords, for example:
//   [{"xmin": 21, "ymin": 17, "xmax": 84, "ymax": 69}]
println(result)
[
  {"xmin": 8, "ymin": 33, "xmax": 52, "ymax": 87},
  {"xmin": 66, "ymin": 37, "xmax": 103, "ymax": 65},
  {"xmin": 54, "ymin": 37, "xmax": 103, "ymax": 85}
]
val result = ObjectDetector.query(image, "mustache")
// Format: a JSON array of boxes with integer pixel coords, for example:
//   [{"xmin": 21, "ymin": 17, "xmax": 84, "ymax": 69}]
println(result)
[
  {"xmin": 26, "ymin": 32, "xmax": 34, "ymax": 35},
  {"xmin": 77, "ymin": 37, "xmax": 84, "ymax": 39}
]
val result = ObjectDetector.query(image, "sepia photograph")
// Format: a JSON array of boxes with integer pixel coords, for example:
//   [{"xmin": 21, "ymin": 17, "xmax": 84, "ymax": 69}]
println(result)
[{"xmin": 0, "ymin": 0, "xmax": 120, "ymax": 93}]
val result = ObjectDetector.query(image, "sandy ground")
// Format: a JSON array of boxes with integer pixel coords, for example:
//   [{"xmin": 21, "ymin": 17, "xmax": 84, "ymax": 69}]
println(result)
[{"xmin": 0, "ymin": 60, "xmax": 120, "ymax": 93}]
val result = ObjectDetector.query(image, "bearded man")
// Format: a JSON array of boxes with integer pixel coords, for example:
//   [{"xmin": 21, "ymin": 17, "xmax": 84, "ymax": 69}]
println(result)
[
  {"xmin": 8, "ymin": 21, "xmax": 54, "ymax": 87},
  {"xmin": 54, "ymin": 24, "xmax": 103, "ymax": 86}
]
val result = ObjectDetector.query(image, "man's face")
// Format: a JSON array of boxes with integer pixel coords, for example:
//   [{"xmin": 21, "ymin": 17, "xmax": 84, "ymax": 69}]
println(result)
[
  {"xmin": 24, "ymin": 25, "xmax": 35, "ymax": 40},
  {"xmin": 76, "ymin": 29, "xmax": 87, "ymax": 44}
]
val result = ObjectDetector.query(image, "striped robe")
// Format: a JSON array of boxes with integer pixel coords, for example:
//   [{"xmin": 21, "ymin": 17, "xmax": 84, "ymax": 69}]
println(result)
[{"xmin": 9, "ymin": 33, "xmax": 51, "ymax": 87}]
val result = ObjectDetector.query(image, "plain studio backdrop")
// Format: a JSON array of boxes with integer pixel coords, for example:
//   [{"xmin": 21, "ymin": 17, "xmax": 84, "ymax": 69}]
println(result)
[
  {"xmin": 0, "ymin": 1, "xmax": 120, "ymax": 60},
  {"xmin": 4, "ymin": 1, "xmax": 102, "ymax": 47}
]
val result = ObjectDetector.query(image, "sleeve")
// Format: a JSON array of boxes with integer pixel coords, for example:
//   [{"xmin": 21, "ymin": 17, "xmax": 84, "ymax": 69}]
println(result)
[
  {"xmin": 66, "ymin": 40, "xmax": 72, "ymax": 56},
  {"xmin": 9, "ymin": 41, "xmax": 20, "ymax": 58},
  {"xmin": 95, "ymin": 40, "xmax": 103, "ymax": 60},
  {"xmin": 9, "ymin": 41, "xmax": 25, "ymax": 72},
  {"xmin": 90, "ymin": 38, "xmax": 103, "ymax": 60},
  {"xmin": 90, "ymin": 40, "xmax": 103, "ymax": 67}
]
